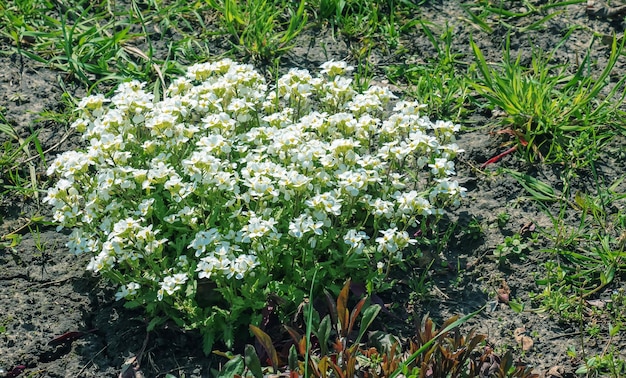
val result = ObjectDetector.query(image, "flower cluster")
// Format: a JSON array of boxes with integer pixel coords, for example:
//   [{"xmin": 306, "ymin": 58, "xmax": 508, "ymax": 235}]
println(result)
[{"xmin": 45, "ymin": 59, "xmax": 465, "ymax": 349}]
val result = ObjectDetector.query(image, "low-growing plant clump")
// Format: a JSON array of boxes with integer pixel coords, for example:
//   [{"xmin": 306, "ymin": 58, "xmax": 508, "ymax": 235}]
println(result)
[
  {"xmin": 216, "ymin": 280, "xmax": 537, "ymax": 378},
  {"xmin": 44, "ymin": 58, "xmax": 465, "ymax": 352}
]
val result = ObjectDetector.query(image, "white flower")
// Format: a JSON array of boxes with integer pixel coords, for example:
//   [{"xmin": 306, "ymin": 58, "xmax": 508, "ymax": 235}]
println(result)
[
  {"xmin": 337, "ymin": 170, "xmax": 367, "ymax": 197},
  {"xmin": 428, "ymin": 158, "xmax": 456, "ymax": 177},
  {"xmin": 393, "ymin": 100, "xmax": 427, "ymax": 115},
  {"xmin": 158, "ymin": 273, "xmax": 188, "ymax": 300},
  {"xmin": 289, "ymin": 213, "xmax": 324, "ymax": 238},
  {"xmin": 367, "ymin": 197, "xmax": 395, "ymax": 219},
  {"xmin": 375, "ymin": 228, "xmax": 416, "ymax": 259},
  {"xmin": 305, "ymin": 191, "xmax": 342, "ymax": 217},
  {"xmin": 244, "ymin": 174, "xmax": 279, "ymax": 199},
  {"xmin": 241, "ymin": 213, "xmax": 278, "ymax": 242},
  {"xmin": 394, "ymin": 191, "xmax": 433, "ymax": 217},
  {"xmin": 320, "ymin": 60, "xmax": 354, "ymax": 77},
  {"xmin": 230, "ymin": 254, "xmax": 259, "ymax": 279},
  {"xmin": 115, "ymin": 282, "xmax": 141, "ymax": 301},
  {"xmin": 343, "ymin": 229, "xmax": 369, "ymax": 254},
  {"xmin": 196, "ymin": 255, "xmax": 221, "ymax": 279},
  {"xmin": 189, "ymin": 228, "xmax": 221, "ymax": 257},
  {"xmin": 430, "ymin": 179, "xmax": 467, "ymax": 206},
  {"xmin": 377, "ymin": 261, "xmax": 385, "ymax": 274},
  {"xmin": 46, "ymin": 57, "xmax": 466, "ymax": 334}
]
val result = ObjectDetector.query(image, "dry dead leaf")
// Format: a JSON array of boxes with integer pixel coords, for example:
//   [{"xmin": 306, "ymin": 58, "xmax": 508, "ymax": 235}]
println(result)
[
  {"xmin": 547, "ymin": 365, "xmax": 565, "ymax": 378},
  {"xmin": 520, "ymin": 221, "xmax": 535, "ymax": 236},
  {"xmin": 586, "ymin": 298, "xmax": 611, "ymax": 309},
  {"xmin": 513, "ymin": 327, "xmax": 534, "ymax": 352}
]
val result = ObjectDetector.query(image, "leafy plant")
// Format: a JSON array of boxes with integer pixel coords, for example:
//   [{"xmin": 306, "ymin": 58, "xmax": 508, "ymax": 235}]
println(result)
[
  {"xmin": 206, "ymin": 0, "xmax": 307, "ymax": 61},
  {"xmin": 494, "ymin": 234, "xmax": 529, "ymax": 264},
  {"xmin": 470, "ymin": 32, "xmax": 626, "ymax": 165},
  {"xmin": 465, "ymin": 217, "xmax": 484, "ymax": 241},
  {"xmin": 0, "ymin": 111, "xmax": 46, "ymax": 248},
  {"xmin": 217, "ymin": 291, "xmax": 537, "ymax": 378},
  {"xmin": 386, "ymin": 22, "xmax": 471, "ymax": 122},
  {"xmin": 44, "ymin": 59, "xmax": 466, "ymax": 353},
  {"xmin": 0, "ymin": 0, "xmax": 200, "ymax": 92},
  {"xmin": 496, "ymin": 212, "xmax": 510, "ymax": 228},
  {"xmin": 316, "ymin": 0, "xmax": 347, "ymax": 27}
]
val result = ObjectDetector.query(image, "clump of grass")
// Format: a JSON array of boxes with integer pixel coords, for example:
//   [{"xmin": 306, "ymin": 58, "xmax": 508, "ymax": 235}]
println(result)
[
  {"xmin": 507, "ymin": 161, "xmax": 626, "ymax": 373},
  {"xmin": 470, "ymin": 32, "xmax": 626, "ymax": 166},
  {"xmin": 205, "ymin": 0, "xmax": 307, "ymax": 61},
  {"xmin": 0, "ymin": 112, "xmax": 47, "ymax": 248},
  {"xmin": 386, "ymin": 22, "xmax": 471, "ymax": 122},
  {"xmin": 0, "ymin": 0, "xmax": 211, "ymax": 92}
]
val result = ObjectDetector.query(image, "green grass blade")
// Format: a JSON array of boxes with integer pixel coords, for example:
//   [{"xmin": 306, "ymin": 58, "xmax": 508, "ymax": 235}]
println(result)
[
  {"xmin": 504, "ymin": 168, "xmax": 558, "ymax": 202},
  {"xmin": 461, "ymin": 6, "xmax": 493, "ymax": 34},
  {"xmin": 355, "ymin": 303, "xmax": 381, "ymax": 345},
  {"xmin": 470, "ymin": 36, "xmax": 493, "ymax": 88},
  {"xmin": 519, "ymin": 11, "xmax": 562, "ymax": 32}
]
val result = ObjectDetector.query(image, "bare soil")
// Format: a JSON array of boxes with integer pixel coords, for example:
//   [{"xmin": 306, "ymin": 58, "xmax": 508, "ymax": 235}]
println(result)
[{"xmin": 1, "ymin": 1, "xmax": 626, "ymax": 377}]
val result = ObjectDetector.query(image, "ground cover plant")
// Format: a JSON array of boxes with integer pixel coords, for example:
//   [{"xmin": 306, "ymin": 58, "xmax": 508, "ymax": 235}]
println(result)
[
  {"xmin": 1, "ymin": 0, "xmax": 626, "ymax": 377},
  {"xmin": 44, "ymin": 57, "xmax": 465, "ymax": 354}
]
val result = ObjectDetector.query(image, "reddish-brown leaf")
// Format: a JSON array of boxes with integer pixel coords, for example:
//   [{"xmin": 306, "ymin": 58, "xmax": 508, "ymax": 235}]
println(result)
[
  {"xmin": 249, "ymin": 324, "xmax": 280, "ymax": 371},
  {"xmin": 347, "ymin": 297, "xmax": 367, "ymax": 336},
  {"xmin": 337, "ymin": 279, "xmax": 351, "ymax": 337},
  {"xmin": 284, "ymin": 325, "xmax": 305, "ymax": 355}
]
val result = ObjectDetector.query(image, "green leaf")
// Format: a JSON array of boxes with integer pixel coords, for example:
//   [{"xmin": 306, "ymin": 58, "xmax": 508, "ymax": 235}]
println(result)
[
  {"xmin": 123, "ymin": 300, "xmax": 142, "ymax": 309},
  {"xmin": 147, "ymin": 316, "xmax": 165, "ymax": 331},
  {"xmin": 203, "ymin": 329, "xmax": 216, "ymax": 356},
  {"xmin": 356, "ymin": 304, "xmax": 381, "ymax": 345},
  {"xmin": 463, "ymin": 8, "xmax": 493, "ymax": 34},
  {"xmin": 288, "ymin": 344, "xmax": 298, "ymax": 372},
  {"xmin": 504, "ymin": 168, "xmax": 557, "ymax": 202},
  {"xmin": 244, "ymin": 344, "xmax": 263, "ymax": 378},
  {"xmin": 314, "ymin": 315, "xmax": 331, "ymax": 356},
  {"xmin": 185, "ymin": 279, "xmax": 197, "ymax": 298},
  {"xmin": 508, "ymin": 299, "xmax": 525, "ymax": 313},
  {"xmin": 575, "ymin": 364, "xmax": 589, "ymax": 374},
  {"xmin": 217, "ymin": 355, "xmax": 245, "ymax": 378},
  {"xmin": 0, "ymin": 122, "xmax": 17, "ymax": 139}
]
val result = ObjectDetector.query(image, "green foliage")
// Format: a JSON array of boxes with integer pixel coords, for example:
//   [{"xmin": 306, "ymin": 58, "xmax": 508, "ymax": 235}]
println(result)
[
  {"xmin": 536, "ymin": 184, "xmax": 625, "ymax": 305},
  {"xmin": 0, "ymin": 111, "xmax": 46, "ymax": 248},
  {"xmin": 494, "ymin": 234, "xmax": 529, "ymax": 264},
  {"xmin": 45, "ymin": 59, "xmax": 465, "ymax": 353},
  {"xmin": 496, "ymin": 211, "xmax": 510, "ymax": 228},
  {"xmin": 386, "ymin": 23, "xmax": 471, "ymax": 122},
  {"xmin": 470, "ymin": 32, "xmax": 626, "ymax": 165},
  {"xmin": 206, "ymin": 0, "xmax": 307, "ymax": 61},
  {"xmin": 311, "ymin": 0, "xmax": 422, "ymax": 51},
  {"xmin": 461, "ymin": 0, "xmax": 587, "ymax": 35},
  {"xmin": 465, "ymin": 217, "xmax": 484, "ymax": 240},
  {"xmin": 576, "ymin": 349, "xmax": 626, "ymax": 377},
  {"xmin": 0, "ymin": 0, "xmax": 206, "ymax": 91}
]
